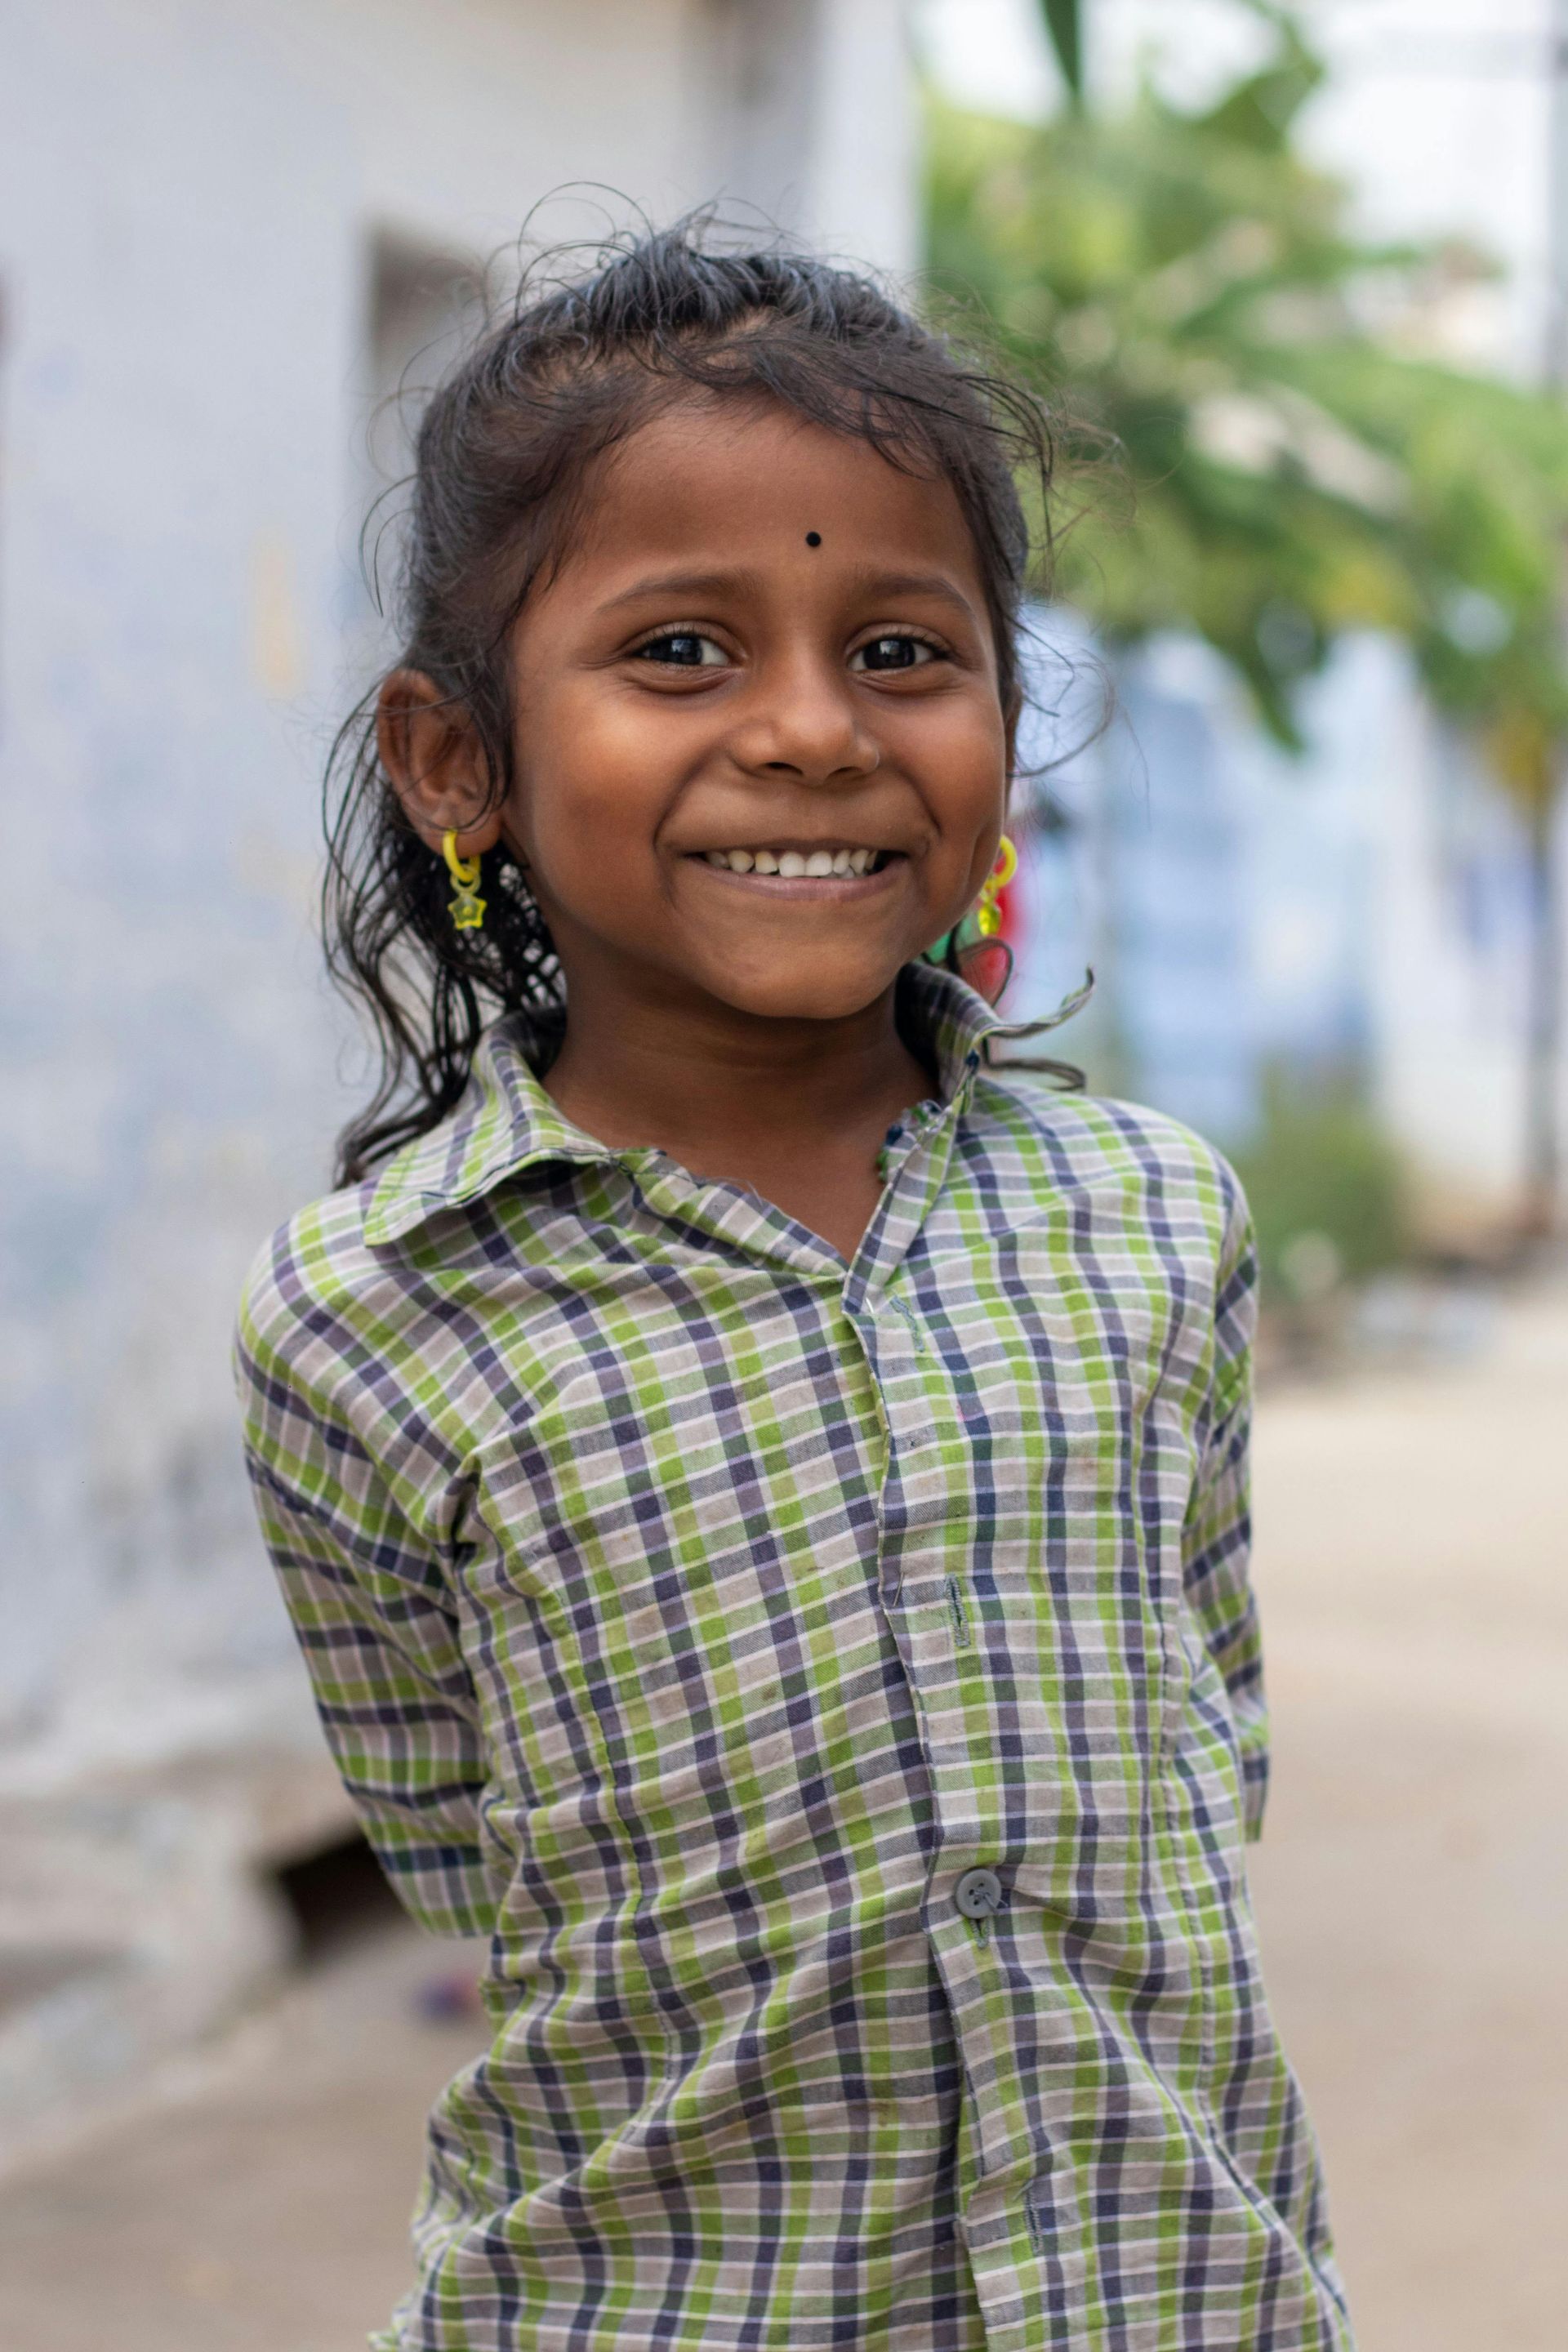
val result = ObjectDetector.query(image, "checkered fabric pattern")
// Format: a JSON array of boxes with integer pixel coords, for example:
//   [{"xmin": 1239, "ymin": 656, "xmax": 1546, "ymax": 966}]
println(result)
[{"xmin": 237, "ymin": 964, "xmax": 1352, "ymax": 2352}]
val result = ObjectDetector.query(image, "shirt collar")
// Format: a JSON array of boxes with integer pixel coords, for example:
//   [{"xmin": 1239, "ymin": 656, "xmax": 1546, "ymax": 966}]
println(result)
[
  {"xmin": 363, "ymin": 1022, "xmax": 613, "ymax": 1245},
  {"xmin": 363, "ymin": 964, "xmax": 1067, "ymax": 1247}
]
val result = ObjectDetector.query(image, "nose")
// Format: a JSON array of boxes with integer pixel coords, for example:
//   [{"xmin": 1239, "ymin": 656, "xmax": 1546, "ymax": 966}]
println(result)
[{"xmin": 727, "ymin": 649, "xmax": 880, "ymax": 787}]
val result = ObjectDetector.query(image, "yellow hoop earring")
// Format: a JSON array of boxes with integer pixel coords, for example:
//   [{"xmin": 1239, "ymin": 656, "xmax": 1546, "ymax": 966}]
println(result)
[
  {"xmin": 974, "ymin": 834, "xmax": 1018, "ymax": 938},
  {"xmin": 442, "ymin": 829, "xmax": 486, "ymax": 933}
]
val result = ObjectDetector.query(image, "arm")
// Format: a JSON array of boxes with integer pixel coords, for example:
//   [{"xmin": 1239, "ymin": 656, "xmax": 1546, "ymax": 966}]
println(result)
[
  {"xmin": 238, "ymin": 1273, "xmax": 497, "ymax": 1940},
  {"xmin": 1182, "ymin": 1169, "xmax": 1268, "ymax": 1841}
]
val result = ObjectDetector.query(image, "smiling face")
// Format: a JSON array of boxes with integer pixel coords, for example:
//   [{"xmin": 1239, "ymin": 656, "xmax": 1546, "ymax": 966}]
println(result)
[{"xmin": 385, "ymin": 394, "xmax": 1011, "ymax": 1034}]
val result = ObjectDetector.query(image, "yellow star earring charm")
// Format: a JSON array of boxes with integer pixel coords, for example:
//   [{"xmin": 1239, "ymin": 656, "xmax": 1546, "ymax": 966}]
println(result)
[{"xmin": 442, "ymin": 829, "xmax": 487, "ymax": 932}]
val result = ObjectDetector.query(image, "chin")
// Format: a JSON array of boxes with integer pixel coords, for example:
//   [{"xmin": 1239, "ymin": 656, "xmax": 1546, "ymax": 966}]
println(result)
[{"xmin": 712, "ymin": 960, "xmax": 904, "ymax": 1025}]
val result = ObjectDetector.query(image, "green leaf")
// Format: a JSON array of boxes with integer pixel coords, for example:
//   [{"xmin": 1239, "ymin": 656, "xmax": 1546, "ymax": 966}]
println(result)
[
  {"xmin": 1195, "ymin": 25, "xmax": 1324, "ymax": 152},
  {"xmin": 1040, "ymin": 0, "xmax": 1083, "ymax": 103}
]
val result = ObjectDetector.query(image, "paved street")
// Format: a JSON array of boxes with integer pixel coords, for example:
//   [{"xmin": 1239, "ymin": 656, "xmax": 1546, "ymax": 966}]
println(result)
[
  {"xmin": 2, "ymin": 1282, "xmax": 1564, "ymax": 2351},
  {"xmin": 1244, "ymin": 1279, "xmax": 1568, "ymax": 2350}
]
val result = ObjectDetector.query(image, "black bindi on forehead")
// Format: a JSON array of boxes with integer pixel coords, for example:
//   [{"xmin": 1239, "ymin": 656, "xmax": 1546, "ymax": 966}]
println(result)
[{"xmin": 804, "ymin": 531, "xmax": 822, "ymax": 547}]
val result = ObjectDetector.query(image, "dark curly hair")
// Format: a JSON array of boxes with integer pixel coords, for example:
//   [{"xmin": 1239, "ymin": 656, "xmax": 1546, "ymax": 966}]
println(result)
[{"xmin": 326, "ymin": 217, "xmax": 1062, "ymax": 1183}]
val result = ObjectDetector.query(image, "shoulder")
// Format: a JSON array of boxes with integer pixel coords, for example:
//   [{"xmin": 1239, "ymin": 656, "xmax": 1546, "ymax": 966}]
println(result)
[
  {"xmin": 237, "ymin": 1076, "xmax": 526, "ymax": 1383},
  {"xmin": 238, "ymin": 1176, "xmax": 484, "ymax": 1541},
  {"xmin": 971, "ymin": 1071, "xmax": 1247, "ymax": 1230},
  {"xmin": 235, "ymin": 1133, "xmax": 572, "ymax": 1482},
  {"xmin": 235, "ymin": 1179, "xmax": 405, "ymax": 1448},
  {"xmin": 965, "ymin": 1078, "xmax": 1256, "ymax": 1380},
  {"xmin": 237, "ymin": 1169, "xmax": 510, "ymax": 1525},
  {"xmin": 238, "ymin": 1179, "xmax": 384, "ymax": 1385}
]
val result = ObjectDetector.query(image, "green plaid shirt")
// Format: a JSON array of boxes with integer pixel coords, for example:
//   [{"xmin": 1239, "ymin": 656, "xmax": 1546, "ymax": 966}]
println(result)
[{"xmin": 238, "ymin": 965, "xmax": 1351, "ymax": 2352}]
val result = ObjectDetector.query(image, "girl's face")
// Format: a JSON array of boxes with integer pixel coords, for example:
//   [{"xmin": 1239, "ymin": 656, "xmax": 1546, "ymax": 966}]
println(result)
[{"xmin": 398, "ymin": 397, "xmax": 1009, "ymax": 1029}]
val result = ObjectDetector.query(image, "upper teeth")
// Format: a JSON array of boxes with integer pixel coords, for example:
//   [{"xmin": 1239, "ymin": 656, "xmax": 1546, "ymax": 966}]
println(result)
[{"xmin": 702, "ymin": 848, "xmax": 880, "ymax": 876}]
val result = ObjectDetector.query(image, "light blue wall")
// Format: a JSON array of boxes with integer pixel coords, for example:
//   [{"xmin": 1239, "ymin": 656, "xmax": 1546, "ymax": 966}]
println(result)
[
  {"xmin": 1007, "ymin": 617, "xmax": 1259, "ymax": 1145},
  {"xmin": 1009, "ymin": 619, "xmax": 1549, "ymax": 1196}
]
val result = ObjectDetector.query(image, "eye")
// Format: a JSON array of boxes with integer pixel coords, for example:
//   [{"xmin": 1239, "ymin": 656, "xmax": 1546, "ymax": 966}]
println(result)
[
  {"xmin": 850, "ymin": 634, "xmax": 943, "ymax": 674},
  {"xmin": 631, "ymin": 630, "xmax": 729, "ymax": 669}
]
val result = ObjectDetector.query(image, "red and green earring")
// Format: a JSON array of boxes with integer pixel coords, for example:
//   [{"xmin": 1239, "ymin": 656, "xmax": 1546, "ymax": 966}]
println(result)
[{"xmin": 926, "ymin": 835, "xmax": 1018, "ymax": 1005}]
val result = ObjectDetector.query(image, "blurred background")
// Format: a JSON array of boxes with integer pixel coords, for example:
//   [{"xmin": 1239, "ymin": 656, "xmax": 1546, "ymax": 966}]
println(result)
[{"xmin": 0, "ymin": 3, "xmax": 1563, "ymax": 2347}]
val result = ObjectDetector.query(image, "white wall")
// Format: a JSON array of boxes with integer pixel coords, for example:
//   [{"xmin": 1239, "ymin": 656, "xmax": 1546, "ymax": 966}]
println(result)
[
  {"xmin": 693, "ymin": 0, "xmax": 920, "ymax": 270},
  {"xmin": 0, "ymin": 0, "xmax": 917, "ymax": 1793}
]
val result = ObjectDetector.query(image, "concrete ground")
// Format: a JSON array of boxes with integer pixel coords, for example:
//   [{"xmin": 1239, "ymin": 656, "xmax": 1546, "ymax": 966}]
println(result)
[{"xmin": 2, "ymin": 1283, "xmax": 1564, "ymax": 2352}]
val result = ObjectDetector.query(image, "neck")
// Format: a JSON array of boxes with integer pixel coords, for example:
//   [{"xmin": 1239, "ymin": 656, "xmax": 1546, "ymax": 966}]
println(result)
[
  {"xmin": 542, "ymin": 963, "xmax": 943, "ymax": 1260},
  {"xmin": 545, "ymin": 968, "xmax": 933, "ymax": 1170}
]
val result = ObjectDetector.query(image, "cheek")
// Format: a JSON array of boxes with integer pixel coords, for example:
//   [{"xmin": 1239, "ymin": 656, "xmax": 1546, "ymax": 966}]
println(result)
[
  {"xmin": 508, "ymin": 694, "xmax": 672, "ymax": 898},
  {"xmin": 893, "ymin": 695, "xmax": 1009, "ymax": 831}
]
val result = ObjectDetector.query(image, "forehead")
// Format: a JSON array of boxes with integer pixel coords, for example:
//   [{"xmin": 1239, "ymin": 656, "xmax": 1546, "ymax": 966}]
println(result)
[{"xmin": 567, "ymin": 394, "xmax": 987, "ymax": 590}]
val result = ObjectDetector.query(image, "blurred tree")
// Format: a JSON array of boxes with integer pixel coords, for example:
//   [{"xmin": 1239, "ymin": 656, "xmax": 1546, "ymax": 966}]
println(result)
[
  {"xmin": 1233, "ymin": 1067, "xmax": 1410, "ymax": 1301},
  {"xmin": 931, "ymin": 0, "xmax": 1568, "ymax": 1230}
]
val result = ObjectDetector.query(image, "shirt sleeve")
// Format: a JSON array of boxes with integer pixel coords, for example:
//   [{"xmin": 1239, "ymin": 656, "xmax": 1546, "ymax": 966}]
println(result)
[
  {"xmin": 1182, "ymin": 1165, "xmax": 1268, "ymax": 1842},
  {"xmin": 236, "ymin": 1258, "xmax": 498, "ymax": 1940}
]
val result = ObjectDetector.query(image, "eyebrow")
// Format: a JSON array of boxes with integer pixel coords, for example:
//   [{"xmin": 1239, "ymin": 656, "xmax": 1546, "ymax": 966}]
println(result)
[
  {"xmin": 598, "ymin": 565, "xmax": 982, "ymax": 622},
  {"xmin": 849, "ymin": 569, "xmax": 982, "ymax": 621},
  {"xmin": 599, "ymin": 569, "xmax": 751, "ymax": 612}
]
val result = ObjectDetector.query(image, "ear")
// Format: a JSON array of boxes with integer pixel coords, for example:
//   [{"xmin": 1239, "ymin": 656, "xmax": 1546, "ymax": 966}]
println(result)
[{"xmin": 376, "ymin": 669, "xmax": 505, "ymax": 858}]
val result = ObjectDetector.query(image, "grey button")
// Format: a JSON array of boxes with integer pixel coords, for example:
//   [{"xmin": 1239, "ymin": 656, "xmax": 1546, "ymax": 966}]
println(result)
[{"xmin": 954, "ymin": 1867, "xmax": 1004, "ymax": 1921}]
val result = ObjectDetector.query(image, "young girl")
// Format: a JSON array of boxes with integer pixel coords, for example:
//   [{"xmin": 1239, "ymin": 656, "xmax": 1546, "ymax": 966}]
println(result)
[{"xmin": 238, "ymin": 228, "xmax": 1353, "ymax": 2352}]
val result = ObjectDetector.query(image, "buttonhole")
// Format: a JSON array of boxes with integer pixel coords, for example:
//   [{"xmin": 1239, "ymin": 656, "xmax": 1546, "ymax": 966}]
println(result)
[{"xmin": 886, "ymin": 1295, "xmax": 928, "ymax": 1352}]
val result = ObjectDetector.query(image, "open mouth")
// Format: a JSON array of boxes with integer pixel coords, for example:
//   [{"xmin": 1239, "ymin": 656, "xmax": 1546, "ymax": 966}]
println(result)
[{"xmin": 693, "ymin": 846, "xmax": 896, "ymax": 878}]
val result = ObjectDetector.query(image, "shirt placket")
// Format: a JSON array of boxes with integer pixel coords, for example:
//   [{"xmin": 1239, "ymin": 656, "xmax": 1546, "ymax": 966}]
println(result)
[{"xmin": 845, "ymin": 1079, "xmax": 1044, "ymax": 2343}]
